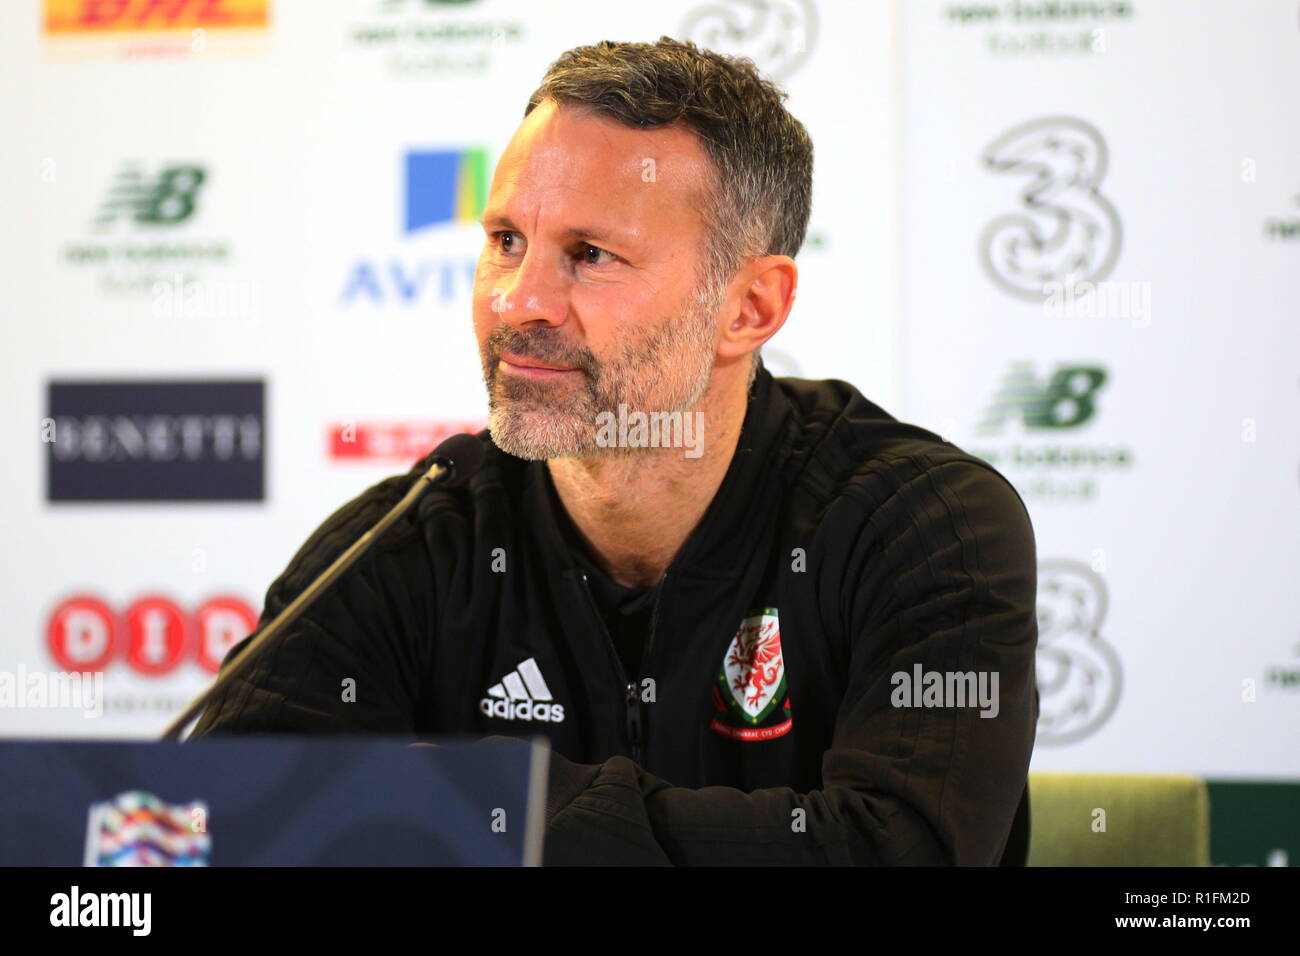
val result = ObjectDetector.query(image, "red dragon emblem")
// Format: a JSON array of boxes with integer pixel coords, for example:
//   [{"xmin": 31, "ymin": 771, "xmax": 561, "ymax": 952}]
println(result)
[
  {"xmin": 729, "ymin": 616, "xmax": 783, "ymax": 709},
  {"xmin": 711, "ymin": 608, "xmax": 792, "ymax": 740}
]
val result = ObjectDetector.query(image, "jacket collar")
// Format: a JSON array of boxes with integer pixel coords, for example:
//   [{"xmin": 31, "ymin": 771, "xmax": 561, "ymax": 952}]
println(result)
[{"xmin": 518, "ymin": 360, "xmax": 795, "ymax": 584}]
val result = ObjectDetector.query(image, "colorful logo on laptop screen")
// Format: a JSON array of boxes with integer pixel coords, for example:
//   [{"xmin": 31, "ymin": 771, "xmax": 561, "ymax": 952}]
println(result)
[{"xmin": 85, "ymin": 790, "xmax": 210, "ymax": 866}]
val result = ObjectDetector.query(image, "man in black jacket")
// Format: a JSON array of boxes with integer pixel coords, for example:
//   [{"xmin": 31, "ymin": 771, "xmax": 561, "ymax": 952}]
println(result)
[{"xmin": 193, "ymin": 37, "xmax": 1038, "ymax": 865}]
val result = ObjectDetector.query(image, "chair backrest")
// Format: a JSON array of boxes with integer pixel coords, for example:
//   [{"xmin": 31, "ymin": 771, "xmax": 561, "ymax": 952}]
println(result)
[{"xmin": 1028, "ymin": 773, "xmax": 1210, "ymax": 866}]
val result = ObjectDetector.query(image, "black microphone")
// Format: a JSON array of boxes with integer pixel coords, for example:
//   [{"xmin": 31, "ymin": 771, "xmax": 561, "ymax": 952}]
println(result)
[{"xmin": 160, "ymin": 433, "xmax": 486, "ymax": 741}]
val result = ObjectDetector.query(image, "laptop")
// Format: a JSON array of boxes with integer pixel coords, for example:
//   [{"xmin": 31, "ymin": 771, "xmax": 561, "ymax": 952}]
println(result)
[{"xmin": 0, "ymin": 736, "xmax": 548, "ymax": 866}]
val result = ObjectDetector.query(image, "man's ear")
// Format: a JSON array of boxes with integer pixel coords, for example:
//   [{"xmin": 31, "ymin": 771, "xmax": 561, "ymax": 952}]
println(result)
[{"xmin": 717, "ymin": 255, "xmax": 798, "ymax": 363}]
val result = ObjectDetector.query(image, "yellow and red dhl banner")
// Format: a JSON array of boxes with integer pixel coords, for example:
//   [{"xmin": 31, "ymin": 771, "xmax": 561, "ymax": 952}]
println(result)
[{"xmin": 45, "ymin": 0, "xmax": 269, "ymax": 34}]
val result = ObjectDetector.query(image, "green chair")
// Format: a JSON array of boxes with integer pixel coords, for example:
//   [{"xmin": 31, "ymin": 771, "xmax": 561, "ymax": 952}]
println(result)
[{"xmin": 1027, "ymin": 773, "xmax": 1210, "ymax": 866}]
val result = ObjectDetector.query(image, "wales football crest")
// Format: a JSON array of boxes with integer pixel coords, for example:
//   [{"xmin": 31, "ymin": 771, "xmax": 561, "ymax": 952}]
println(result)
[{"xmin": 710, "ymin": 607, "xmax": 793, "ymax": 741}]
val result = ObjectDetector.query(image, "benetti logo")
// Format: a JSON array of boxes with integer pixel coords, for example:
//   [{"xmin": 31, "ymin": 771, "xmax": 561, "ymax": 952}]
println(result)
[{"xmin": 479, "ymin": 657, "xmax": 565, "ymax": 723}]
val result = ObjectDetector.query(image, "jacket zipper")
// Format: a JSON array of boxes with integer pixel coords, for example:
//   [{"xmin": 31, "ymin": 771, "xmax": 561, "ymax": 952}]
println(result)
[
  {"xmin": 638, "ymin": 570, "xmax": 668, "ymax": 768},
  {"xmin": 575, "ymin": 572, "xmax": 644, "ymax": 763}
]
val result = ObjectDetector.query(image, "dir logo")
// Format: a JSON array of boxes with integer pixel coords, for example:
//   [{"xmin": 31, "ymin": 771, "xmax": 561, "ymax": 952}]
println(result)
[{"xmin": 47, "ymin": 593, "xmax": 258, "ymax": 675}]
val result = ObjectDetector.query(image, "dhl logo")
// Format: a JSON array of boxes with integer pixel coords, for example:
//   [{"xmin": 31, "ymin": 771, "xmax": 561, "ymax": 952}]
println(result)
[{"xmin": 45, "ymin": 0, "xmax": 270, "ymax": 34}]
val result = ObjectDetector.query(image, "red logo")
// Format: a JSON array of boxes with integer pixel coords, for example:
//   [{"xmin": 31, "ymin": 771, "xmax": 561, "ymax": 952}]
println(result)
[
  {"xmin": 47, "ymin": 594, "xmax": 257, "ymax": 675},
  {"xmin": 328, "ymin": 420, "xmax": 484, "ymax": 462},
  {"xmin": 123, "ymin": 595, "xmax": 188, "ymax": 675}
]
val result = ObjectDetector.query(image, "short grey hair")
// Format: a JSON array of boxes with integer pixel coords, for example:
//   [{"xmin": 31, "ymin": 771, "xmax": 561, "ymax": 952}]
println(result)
[{"xmin": 525, "ymin": 36, "xmax": 814, "ymax": 310}]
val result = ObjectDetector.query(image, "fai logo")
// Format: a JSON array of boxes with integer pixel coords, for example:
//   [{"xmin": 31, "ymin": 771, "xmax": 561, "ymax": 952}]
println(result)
[
  {"xmin": 979, "ymin": 116, "xmax": 1122, "ymax": 300},
  {"xmin": 1035, "ymin": 560, "xmax": 1122, "ymax": 745},
  {"xmin": 480, "ymin": 657, "xmax": 565, "ymax": 724},
  {"xmin": 85, "ymin": 790, "xmax": 210, "ymax": 867},
  {"xmin": 710, "ymin": 608, "xmax": 793, "ymax": 741}
]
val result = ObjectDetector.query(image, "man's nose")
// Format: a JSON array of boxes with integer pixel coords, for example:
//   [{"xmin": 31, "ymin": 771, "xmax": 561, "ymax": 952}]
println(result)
[{"xmin": 491, "ymin": 249, "xmax": 568, "ymax": 330}]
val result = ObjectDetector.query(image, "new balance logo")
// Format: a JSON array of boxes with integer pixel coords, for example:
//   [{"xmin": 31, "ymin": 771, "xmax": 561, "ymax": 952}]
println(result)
[
  {"xmin": 479, "ymin": 657, "xmax": 565, "ymax": 723},
  {"xmin": 93, "ymin": 164, "xmax": 207, "ymax": 230}
]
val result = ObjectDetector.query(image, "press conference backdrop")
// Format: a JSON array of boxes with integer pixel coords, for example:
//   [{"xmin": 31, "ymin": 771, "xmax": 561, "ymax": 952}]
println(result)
[{"xmin": 0, "ymin": 1, "xmax": 1295, "ymax": 861}]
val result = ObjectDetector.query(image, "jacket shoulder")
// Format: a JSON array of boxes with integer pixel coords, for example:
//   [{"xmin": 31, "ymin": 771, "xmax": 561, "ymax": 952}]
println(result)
[{"xmin": 774, "ymin": 376, "xmax": 1024, "ymax": 510}]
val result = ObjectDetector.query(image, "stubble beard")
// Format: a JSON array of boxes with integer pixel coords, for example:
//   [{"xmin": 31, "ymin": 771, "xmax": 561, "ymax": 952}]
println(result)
[{"xmin": 482, "ymin": 280, "xmax": 723, "ymax": 461}]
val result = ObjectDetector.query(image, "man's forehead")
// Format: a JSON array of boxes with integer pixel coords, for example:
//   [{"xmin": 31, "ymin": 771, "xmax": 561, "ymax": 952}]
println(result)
[{"xmin": 485, "ymin": 99, "xmax": 712, "ymax": 231}]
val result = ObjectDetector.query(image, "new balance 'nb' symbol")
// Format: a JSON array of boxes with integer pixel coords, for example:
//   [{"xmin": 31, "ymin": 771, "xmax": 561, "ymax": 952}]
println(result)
[
  {"xmin": 93, "ymin": 164, "xmax": 206, "ymax": 229},
  {"xmin": 479, "ymin": 657, "xmax": 565, "ymax": 723}
]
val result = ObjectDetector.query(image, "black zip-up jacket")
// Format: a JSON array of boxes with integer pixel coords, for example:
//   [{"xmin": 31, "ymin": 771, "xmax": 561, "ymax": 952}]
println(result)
[{"xmin": 192, "ymin": 365, "xmax": 1039, "ymax": 865}]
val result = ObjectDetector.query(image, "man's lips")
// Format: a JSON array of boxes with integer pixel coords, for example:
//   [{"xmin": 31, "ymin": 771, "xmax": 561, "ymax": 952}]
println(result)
[{"xmin": 498, "ymin": 353, "xmax": 582, "ymax": 377}]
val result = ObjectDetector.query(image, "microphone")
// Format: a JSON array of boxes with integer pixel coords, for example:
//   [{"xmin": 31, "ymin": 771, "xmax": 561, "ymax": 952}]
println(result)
[{"xmin": 160, "ymin": 433, "xmax": 487, "ymax": 742}]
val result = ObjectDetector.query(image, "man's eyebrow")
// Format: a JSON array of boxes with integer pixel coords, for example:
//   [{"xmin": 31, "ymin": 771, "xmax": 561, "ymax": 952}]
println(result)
[{"xmin": 479, "ymin": 212, "xmax": 633, "ymax": 246}]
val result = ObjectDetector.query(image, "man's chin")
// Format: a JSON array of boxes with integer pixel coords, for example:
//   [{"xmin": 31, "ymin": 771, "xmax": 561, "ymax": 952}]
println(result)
[{"xmin": 487, "ymin": 405, "xmax": 598, "ymax": 461}]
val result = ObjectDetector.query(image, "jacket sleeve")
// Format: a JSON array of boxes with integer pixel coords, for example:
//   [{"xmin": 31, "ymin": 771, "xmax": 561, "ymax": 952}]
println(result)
[
  {"xmin": 541, "ymin": 457, "xmax": 1039, "ymax": 866},
  {"xmin": 188, "ymin": 470, "xmax": 438, "ymax": 738}
]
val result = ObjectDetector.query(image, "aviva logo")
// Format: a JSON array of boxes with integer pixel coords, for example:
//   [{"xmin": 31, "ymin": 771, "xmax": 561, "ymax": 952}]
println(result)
[
  {"xmin": 404, "ymin": 148, "xmax": 488, "ymax": 234},
  {"xmin": 978, "ymin": 363, "xmax": 1107, "ymax": 435}
]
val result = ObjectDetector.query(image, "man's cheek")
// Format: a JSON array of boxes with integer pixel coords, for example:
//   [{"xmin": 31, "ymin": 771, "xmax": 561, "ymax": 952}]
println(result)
[
  {"xmin": 472, "ymin": 261, "xmax": 504, "ymax": 311},
  {"xmin": 470, "ymin": 295, "xmax": 499, "ymax": 344}
]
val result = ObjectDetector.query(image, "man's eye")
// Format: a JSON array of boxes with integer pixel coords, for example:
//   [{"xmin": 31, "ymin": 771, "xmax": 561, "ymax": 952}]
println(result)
[
  {"xmin": 489, "ymin": 233, "xmax": 613, "ymax": 265},
  {"xmin": 582, "ymin": 244, "xmax": 616, "ymax": 266},
  {"xmin": 492, "ymin": 231, "xmax": 521, "ymax": 254}
]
